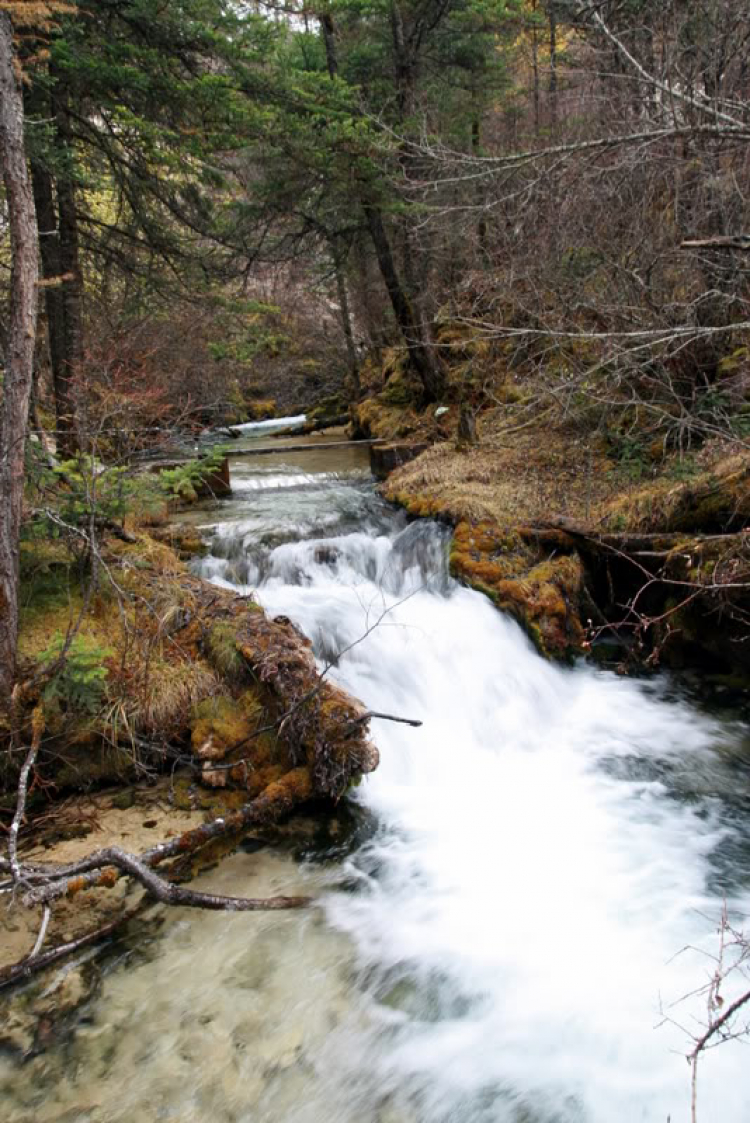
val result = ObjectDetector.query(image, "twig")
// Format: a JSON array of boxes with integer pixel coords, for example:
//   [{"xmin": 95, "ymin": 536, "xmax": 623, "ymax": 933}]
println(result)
[
  {"xmin": 26, "ymin": 905, "xmax": 51, "ymax": 961},
  {"xmin": 350, "ymin": 710, "xmax": 422, "ymax": 728},
  {"xmin": 0, "ymin": 906, "xmax": 141, "ymax": 992},
  {"xmin": 7, "ymin": 706, "xmax": 44, "ymax": 885}
]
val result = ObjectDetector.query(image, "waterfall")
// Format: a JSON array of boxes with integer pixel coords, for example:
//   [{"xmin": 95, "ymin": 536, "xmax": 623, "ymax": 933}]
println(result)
[
  {"xmin": 5, "ymin": 458, "xmax": 748, "ymax": 1123},
  {"xmin": 203, "ymin": 504, "xmax": 750, "ymax": 1122}
]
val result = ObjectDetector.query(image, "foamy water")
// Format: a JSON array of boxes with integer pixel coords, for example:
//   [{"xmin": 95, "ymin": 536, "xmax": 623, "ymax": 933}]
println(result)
[
  {"xmin": 3, "ymin": 459, "xmax": 749, "ymax": 1123},
  {"xmin": 251, "ymin": 520, "xmax": 750, "ymax": 1123}
]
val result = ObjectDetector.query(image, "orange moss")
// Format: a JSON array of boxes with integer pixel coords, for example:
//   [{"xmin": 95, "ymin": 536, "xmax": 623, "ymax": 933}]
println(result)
[{"xmin": 450, "ymin": 517, "xmax": 584, "ymax": 658}]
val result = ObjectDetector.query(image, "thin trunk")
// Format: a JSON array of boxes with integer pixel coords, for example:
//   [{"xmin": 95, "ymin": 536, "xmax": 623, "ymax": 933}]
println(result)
[
  {"xmin": 330, "ymin": 241, "xmax": 360, "ymax": 399},
  {"xmin": 390, "ymin": 0, "xmax": 410, "ymax": 120},
  {"xmin": 0, "ymin": 12, "xmax": 40, "ymax": 701},
  {"xmin": 548, "ymin": 1, "xmax": 558, "ymax": 128},
  {"xmin": 29, "ymin": 160, "xmax": 78, "ymax": 457},
  {"xmin": 531, "ymin": 0, "xmax": 540, "ymax": 135},
  {"xmin": 389, "ymin": 1, "xmax": 435, "ymax": 370},
  {"xmin": 471, "ymin": 114, "xmax": 488, "ymax": 258},
  {"xmin": 320, "ymin": 12, "xmax": 338, "ymax": 79},
  {"xmin": 51, "ymin": 64, "xmax": 83, "ymax": 454},
  {"xmin": 362, "ymin": 201, "xmax": 444, "ymax": 401},
  {"xmin": 318, "ymin": 15, "xmax": 358, "ymax": 397}
]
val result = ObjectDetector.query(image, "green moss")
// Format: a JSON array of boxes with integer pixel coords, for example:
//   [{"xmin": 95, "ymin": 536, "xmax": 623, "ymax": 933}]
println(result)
[
  {"xmin": 380, "ymin": 371, "xmax": 420, "ymax": 407},
  {"xmin": 191, "ymin": 693, "xmax": 263, "ymax": 759},
  {"xmin": 449, "ymin": 518, "xmax": 585, "ymax": 659},
  {"xmin": 206, "ymin": 623, "xmax": 245, "ymax": 681}
]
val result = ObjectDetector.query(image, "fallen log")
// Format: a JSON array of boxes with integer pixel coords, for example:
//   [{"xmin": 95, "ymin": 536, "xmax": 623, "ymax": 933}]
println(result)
[{"xmin": 519, "ymin": 518, "xmax": 748, "ymax": 555}]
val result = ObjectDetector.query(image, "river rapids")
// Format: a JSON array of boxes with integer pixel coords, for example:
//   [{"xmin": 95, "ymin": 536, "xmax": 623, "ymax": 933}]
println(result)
[{"xmin": 3, "ymin": 423, "xmax": 750, "ymax": 1123}]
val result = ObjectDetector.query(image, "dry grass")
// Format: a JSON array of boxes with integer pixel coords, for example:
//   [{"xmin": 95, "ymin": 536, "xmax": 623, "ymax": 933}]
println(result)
[
  {"xmin": 385, "ymin": 408, "xmax": 750, "ymax": 535},
  {"xmin": 385, "ymin": 418, "xmax": 618, "ymax": 527}
]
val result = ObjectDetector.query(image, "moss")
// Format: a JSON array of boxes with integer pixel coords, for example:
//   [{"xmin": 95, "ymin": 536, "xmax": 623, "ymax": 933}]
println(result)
[
  {"xmin": 206, "ymin": 622, "xmax": 246, "ymax": 681},
  {"xmin": 380, "ymin": 370, "xmax": 421, "ymax": 407},
  {"xmin": 435, "ymin": 320, "xmax": 491, "ymax": 360},
  {"xmin": 602, "ymin": 450, "xmax": 750, "ymax": 534},
  {"xmin": 6, "ymin": 525, "xmax": 379, "ymax": 830},
  {"xmin": 150, "ymin": 525, "xmax": 208, "ymax": 559},
  {"xmin": 191, "ymin": 693, "xmax": 263, "ymax": 760},
  {"xmin": 244, "ymin": 398, "xmax": 276, "ymax": 421},
  {"xmin": 350, "ymin": 397, "xmax": 420, "ymax": 441},
  {"xmin": 449, "ymin": 517, "xmax": 585, "ymax": 659},
  {"xmin": 53, "ymin": 743, "xmax": 138, "ymax": 789}
]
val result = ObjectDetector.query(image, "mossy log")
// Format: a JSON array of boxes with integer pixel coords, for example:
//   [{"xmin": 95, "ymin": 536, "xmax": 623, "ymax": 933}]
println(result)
[
  {"xmin": 4, "ymin": 532, "xmax": 378, "ymax": 814},
  {"xmin": 524, "ymin": 518, "xmax": 750, "ymax": 672}
]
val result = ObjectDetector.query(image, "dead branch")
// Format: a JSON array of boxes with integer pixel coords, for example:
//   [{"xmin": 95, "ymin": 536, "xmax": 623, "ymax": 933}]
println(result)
[
  {"xmin": 16, "ymin": 844, "xmax": 310, "ymax": 912},
  {"xmin": 7, "ymin": 705, "xmax": 44, "ymax": 885},
  {"xmin": 12, "ymin": 778, "xmax": 313, "ymax": 908},
  {"xmin": 0, "ymin": 906, "xmax": 141, "ymax": 992}
]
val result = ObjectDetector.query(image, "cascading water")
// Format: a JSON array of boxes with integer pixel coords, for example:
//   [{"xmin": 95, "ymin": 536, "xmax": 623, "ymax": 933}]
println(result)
[{"xmin": 3, "ymin": 436, "xmax": 750, "ymax": 1123}]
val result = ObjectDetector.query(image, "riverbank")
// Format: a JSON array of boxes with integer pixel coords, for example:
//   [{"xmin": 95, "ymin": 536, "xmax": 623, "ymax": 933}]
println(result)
[
  {"xmin": 1, "ymin": 504, "xmax": 378, "ymax": 997},
  {"xmin": 3, "ymin": 419, "xmax": 750, "ymax": 1122},
  {"xmin": 350, "ymin": 382, "xmax": 750, "ymax": 674}
]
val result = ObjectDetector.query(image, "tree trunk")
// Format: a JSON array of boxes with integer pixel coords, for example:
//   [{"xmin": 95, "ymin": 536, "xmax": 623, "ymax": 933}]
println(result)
[
  {"xmin": 330, "ymin": 240, "xmax": 360, "ymax": 398},
  {"xmin": 0, "ymin": 12, "xmax": 40, "ymax": 702},
  {"xmin": 24, "ymin": 65, "xmax": 80, "ymax": 458},
  {"xmin": 471, "ymin": 113, "xmax": 488, "ymax": 259},
  {"xmin": 29, "ymin": 160, "xmax": 79, "ymax": 457},
  {"xmin": 548, "ymin": 0, "xmax": 558, "ymax": 128},
  {"xmin": 320, "ymin": 12, "xmax": 338, "ymax": 79},
  {"xmin": 51, "ymin": 63, "xmax": 84, "ymax": 454},
  {"xmin": 531, "ymin": 0, "xmax": 540, "ymax": 135},
  {"xmin": 362, "ymin": 201, "xmax": 445, "ymax": 401}
]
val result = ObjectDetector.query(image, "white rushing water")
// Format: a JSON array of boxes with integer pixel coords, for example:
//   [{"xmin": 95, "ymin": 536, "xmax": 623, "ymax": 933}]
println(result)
[
  {"xmin": 244, "ymin": 519, "xmax": 750, "ymax": 1123},
  {"xmin": 4, "ymin": 456, "xmax": 750, "ymax": 1123}
]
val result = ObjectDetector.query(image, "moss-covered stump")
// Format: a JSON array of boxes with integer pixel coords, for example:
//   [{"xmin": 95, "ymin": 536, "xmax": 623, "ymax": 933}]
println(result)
[{"xmin": 3, "ymin": 533, "xmax": 377, "ymax": 818}]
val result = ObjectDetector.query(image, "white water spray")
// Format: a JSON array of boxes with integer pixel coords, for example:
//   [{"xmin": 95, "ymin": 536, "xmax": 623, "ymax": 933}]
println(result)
[
  {"xmin": 4, "ymin": 458, "xmax": 748, "ymax": 1123},
  {"xmin": 242, "ymin": 516, "xmax": 750, "ymax": 1123}
]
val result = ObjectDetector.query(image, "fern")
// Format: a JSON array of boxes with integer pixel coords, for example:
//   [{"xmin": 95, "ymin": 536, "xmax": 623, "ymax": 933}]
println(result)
[{"xmin": 37, "ymin": 633, "xmax": 114, "ymax": 716}]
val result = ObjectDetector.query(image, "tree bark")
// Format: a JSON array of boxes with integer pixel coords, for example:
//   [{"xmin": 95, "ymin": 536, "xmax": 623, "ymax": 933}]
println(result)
[
  {"xmin": 531, "ymin": 0, "xmax": 540, "ymax": 134},
  {"xmin": 50, "ymin": 61, "xmax": 83, "ymax": 455},
  {"xmin": 330, "ymin": 239, "xmax": 360, "ymax": 398},
  {"xmin": 0, "ymin": 12, "xmax": 40, "ymax": 702},
  {"xmin": 320, "ymin": 11, "xmax": 338, "ymax": 80},
  {"xmin": 548, "ymin": 0, "xmax": 558, "ymax": 128},
  {"xmin": 29, "ymin": 159, "xmax": 79, "ymax": 457},
  {"xmin": 362, "ymin": 201, "xmax": 445, "ymax": 401}
]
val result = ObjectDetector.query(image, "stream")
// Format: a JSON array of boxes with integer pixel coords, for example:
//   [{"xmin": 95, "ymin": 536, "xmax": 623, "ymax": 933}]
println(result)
[{"xmin": 3, "ymin": 418, "xmax": 750, "ymax": 1122}]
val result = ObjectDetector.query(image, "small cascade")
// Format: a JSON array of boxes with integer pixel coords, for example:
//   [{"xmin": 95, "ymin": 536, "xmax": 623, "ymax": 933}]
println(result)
[{"xmin": 5, "ymin": 454, "xmax": 750, "ymax": 1123}]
